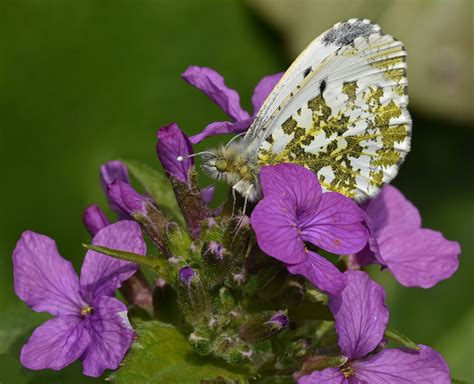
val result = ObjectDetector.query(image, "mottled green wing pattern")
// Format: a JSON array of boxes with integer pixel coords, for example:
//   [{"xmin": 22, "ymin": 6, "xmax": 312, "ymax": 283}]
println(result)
[{"xmin": 257, "ymin": 20, "xmax": 411, "ymax": 200}]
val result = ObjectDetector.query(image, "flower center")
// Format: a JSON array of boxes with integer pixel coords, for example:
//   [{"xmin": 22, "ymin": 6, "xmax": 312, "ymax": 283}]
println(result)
[
  {"xmin": 341, "ymin": 363, "xmax": 355, "ymax": 378},
  {"xmin": 80, "ymin": 306, "xmax": 94, "ymax": 316}
]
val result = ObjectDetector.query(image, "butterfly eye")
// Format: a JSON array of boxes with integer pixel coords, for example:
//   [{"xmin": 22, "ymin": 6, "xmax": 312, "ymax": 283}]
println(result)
[{"xmin": 215, "ymin": 159, "xmax": 227, "ymax": 173}]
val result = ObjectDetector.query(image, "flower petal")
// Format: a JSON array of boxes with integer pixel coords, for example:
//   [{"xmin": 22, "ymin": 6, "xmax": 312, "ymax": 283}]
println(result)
[
  {"xmin": 20, "ymin": 315, "xmax": 90, "ymax": 371},
  {"xmin": 156, "ymin": 123, "xmax": 193, "ymax": 183},
  {"xmin": 13, "ymin": 231, "xmax": 83, "ymax": 315},
  {"xmin": 259, "ymin": 164, "xmax": 322, "ymax": 206},
  {"xmin": 83, "ymin": 205, "xmax": 110, "ymax": 236},
  {"xmin": 301, "ymin": 192, "xmax": 368, "ymax": 255},
  {"xmin": 287, "ymin": 251, "xmax": 347, "ymax": 295},
  {"xmin": 377, "ymin": 228, "xmax": 460, "ymax": 288},
  {"xmin": 80, "ymin": 221, "xmax": 146, "ymax": 301},
  {"xmin": 329, "ymin": 270, "xmax": 388, "ymax": 360},
  {"xmin": 81, "ymin": 296, "xmax": 134, "ymax": 377},
  {"xmin": 365, "ymin": 185, "xmax": 421, "ymax": 236},
  {"xmin": 100, "ymin": 160, "xmax": 130, "ymax": 186},
  {"xmin": 298, "ymin": 367, "xmax": 347, "ymax": 384},
  {"xmin": 251, "ymin": 196, "xmax": 306, "ymax": 264},
  {"xmin": 251, "ymin": 72, "xmax": 284, "ymax": 114},
  {"xmin": 189, "ymin": 118, "xmax": 253, "ymax": 144},
  {"xmin": 353, "ymin": 345, "xmax": 451, "ymax": 383},
  {"xmin": 201, "ymin": 185, "xmax": 215, "ymax": 205},
  {"xmin": 182, "ymin": 66, "xmax": 250, "ymax": 121}
]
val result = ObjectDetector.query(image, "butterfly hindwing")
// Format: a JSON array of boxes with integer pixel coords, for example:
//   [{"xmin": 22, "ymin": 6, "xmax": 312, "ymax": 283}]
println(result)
[{"xmin": 251, "ymin": 19, "xmax": 411, "ymax": 201}]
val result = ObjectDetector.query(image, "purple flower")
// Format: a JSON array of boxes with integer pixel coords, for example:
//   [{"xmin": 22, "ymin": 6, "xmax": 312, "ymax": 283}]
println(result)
[
  {"xmin": 107, "ymin": 180, "xmax": 148, "ymax": 217},
  {"xmin": 100, "ymin": 160, "xmax": 130, "ymax": 217},
  {"xmin": 355, "ymin": 185, "xmax": 460, "ymax": 288},
  {"xmin": 182, "ymin": 66, "xmax": 283, "ymax": 143},
  {"xmin": 251, "ymin": 164, "xmax": 368, "ymax": 294},
  {"xmin": 156, "ymin": 122, "xmax": 194, "ymax": 183},
  {"xmin": 83, "ymin": 204, "xmax": 109, "ymax": 236},
  {"xmin": 156, "ymin": 122, "xmax": 216, "ymax": 205},
  {"xmin": 298, "ymin": 271, "xmax": 451, "ymax": 383},
  {"xmin": 13, "ymin": 221, "xmax": 146, "ymax": 377}
]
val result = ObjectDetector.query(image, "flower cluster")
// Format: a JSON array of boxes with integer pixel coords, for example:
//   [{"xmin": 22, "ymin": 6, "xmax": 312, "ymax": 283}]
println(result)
[{"xmin": 12, "ymin": 66, "xmax": 461, "ymax": 383}]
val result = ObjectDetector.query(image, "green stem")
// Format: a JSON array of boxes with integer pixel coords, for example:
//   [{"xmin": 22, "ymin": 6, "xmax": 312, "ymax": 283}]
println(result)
[{"xmin": 82, "ymin": 244, "xmax": 168, "ymax": 274}]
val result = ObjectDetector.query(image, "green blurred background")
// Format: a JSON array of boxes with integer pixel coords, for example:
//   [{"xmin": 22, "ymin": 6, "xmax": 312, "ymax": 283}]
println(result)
[{"xmin": 0, "ymin": 0, "xmax": 472, "ymax": 382}]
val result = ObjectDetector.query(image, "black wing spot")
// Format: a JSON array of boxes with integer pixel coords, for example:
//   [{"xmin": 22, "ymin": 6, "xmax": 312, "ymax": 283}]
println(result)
[
  {"xmin": 323, "ymin": 20, "xmax": 376, "ymax": 46},
  {"xmin": 319, "ymin": 80, "xmax": 327, "ymax": 94},
  {"xmin": 303, "ymin": 67, "xmax": 312, "ymax": 78}
]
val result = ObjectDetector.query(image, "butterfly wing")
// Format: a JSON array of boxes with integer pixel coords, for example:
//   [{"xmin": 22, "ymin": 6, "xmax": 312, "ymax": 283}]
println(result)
[{"xmin": 248, "ymin": 19, "xmax": 411, "ymax": 201}]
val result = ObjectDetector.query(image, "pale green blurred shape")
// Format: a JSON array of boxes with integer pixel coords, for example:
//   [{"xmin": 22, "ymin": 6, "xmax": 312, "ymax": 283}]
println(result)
[{"xmin": 0, "ymin": 0, "xmax": 472, "ymax": 382}]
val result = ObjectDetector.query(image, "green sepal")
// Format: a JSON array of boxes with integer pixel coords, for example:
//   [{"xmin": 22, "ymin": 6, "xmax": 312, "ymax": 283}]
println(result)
[
  {"xmin": 109, "ymin": 321, "xmax": 250, "ymax": 384},
  {"xmin": 124, "ymin": 159, "xmax": 184, "ymax": 225},
  {"xmin": 133, "ymin": 202, "xmax": 168, "ymax": 253},
  {"xmin": 384, "ymin": 327, "xmax": 421, "ymax": 351},
  {"xmin": 82, "ymin": 244, "xmax": 168, "ymax": 277},
  {"xmin": 170, "ymin": 168, "xmax": 209, "ymax": 239},
  {"xmin": 295, "ymin": 354, "xmax": 347, "ymax": 378}
]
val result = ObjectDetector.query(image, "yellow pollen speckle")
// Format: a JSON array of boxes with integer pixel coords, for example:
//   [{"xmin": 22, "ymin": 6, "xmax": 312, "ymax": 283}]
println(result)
[
  {"xmin": 81, "ymin": 306, "xmax": 93, "ymax": 316},
  {"xmin": 341, "ymin": 364, "xmax": 355, "ymax": 378},
  {"xmin": 335, "ymin": 239, "xmax": 341, "ymax": 246}
]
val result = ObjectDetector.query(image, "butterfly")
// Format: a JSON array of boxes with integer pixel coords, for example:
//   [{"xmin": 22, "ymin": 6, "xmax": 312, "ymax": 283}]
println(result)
[{"xmin": 201, "ymin": 19, "xmax": 411, "ymax": 203}]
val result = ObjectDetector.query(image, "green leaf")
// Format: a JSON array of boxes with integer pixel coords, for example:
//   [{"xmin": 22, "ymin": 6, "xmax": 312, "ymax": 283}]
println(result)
[
  {"xmin": 384, "ymin": 327, "xmax": 420, "ymax": 351},
  {"xmin": 0, "ymin": 304, "xmax": 49, "ymax": 354},
  {"xmin": 124, "ymin": 160, "xmax": 184, "ymax": 224},
  {"xmin": 451, "ymin": 378, "xmax": 471, "ymax": 384},
  {"xmin": 110, "ymin": 321, "xmax": 250, "ymax": 384}
]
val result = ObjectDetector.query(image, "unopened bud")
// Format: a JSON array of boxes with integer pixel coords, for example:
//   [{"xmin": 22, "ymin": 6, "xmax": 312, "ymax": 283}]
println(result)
[
  {"xmin": 204, "ymin": 241, "xmax": 225, "ymax": 262},
  {"xmin": 179, "ymin": 266, "xmax": 196, "ymax": 286},
  {"xmin": 107, "ymin": 180, "xmax": 168, "ymax": 252},
  {"xmin": 290, "ymin": 338, "xmax": 310, "ymax": 358},
  {"xmin": 239, "ymin": 311, "xmax": 289, "ymax": 342},
  {"xmin": 177, "ymin": 268, "xmax": 212, "ymax": 326},
  {"xmin": 294, "ymin": 354, "xmax": 348, "ymax": 380},
  {"xmin": 100, "ymin": 160, "xmax": 130, "ymax": 218},
  {"xmin": 218, "ymin": 287, "xmax": 235, "ymax": 311},
  {"xmin": 227, "ymin": 343, "xmax": 254, "ymax": 365},
  {"xmin": 188, "ymin": 329, "xmax": 212, "ymax": 356},
  {"xmin": 83, "ymin": 205, "xmax": 109, "ymax": 236}
]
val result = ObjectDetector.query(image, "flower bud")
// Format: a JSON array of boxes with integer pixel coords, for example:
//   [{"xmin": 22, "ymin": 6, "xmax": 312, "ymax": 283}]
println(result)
[
  {"xmin": 177, "ymin": 268, "xmax": 212, "ymax": 326},
  {"xmin": 100, "ymin": 160, "xmax": 130, "ymax": 217},
  {"xmin": 239, "ymin": 311, "xmax": 289, "ymax": 342},
  {"xmin": 218, "ymin": 287, "xmax": 235, "ymax": 311},
  {"xmin": 107, "ymin": 180, "xmax": 147, "ymax": 216},
  {"xmin": 227, "ymin": 343, "xmax": 253, "ymax": 365},
  {"xmin": 204, "ymin": 241, "xmax": 225, "ymax": 262},
  {"xmin": 83, "ymin": 205, "xmax": 109, "ymax": 236},
  {"xmin": 290, "ymin": 338, "xmax": 310, "ymax": 358},
  {"xmin": 179, "ymin": 266, "xmax": 196, "ymax": 286},
  {"xmin": 294, "ymin": 354, "xmax": 348, "ymax": 380},
  {"xmin": 107, "ymin": 180, "xmax": 168, "ymax": 252},
  {"xmin": 188, "ymin": 329, "xmax": 212, "ymax": 356}
]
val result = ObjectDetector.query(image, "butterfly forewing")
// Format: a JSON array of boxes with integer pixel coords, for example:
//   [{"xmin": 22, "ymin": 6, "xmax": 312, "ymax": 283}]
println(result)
[{"xmin": 249, "ymin": 19, "xmax": 411, "ymax": 201}]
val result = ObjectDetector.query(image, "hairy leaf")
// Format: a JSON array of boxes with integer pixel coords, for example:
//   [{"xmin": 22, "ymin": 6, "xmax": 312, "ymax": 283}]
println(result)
[{"xmin": 110, "ymin": 321, "xmax": 249, "ymax": 384}]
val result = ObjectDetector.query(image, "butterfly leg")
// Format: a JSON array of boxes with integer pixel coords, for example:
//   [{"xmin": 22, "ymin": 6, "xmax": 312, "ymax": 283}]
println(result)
[{"xmin": 231, "ymin": 180, "xmax": 244, "ymax": 217}]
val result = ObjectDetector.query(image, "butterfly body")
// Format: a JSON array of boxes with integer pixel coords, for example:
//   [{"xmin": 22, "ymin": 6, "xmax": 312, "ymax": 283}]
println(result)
[{"xmin": 202, "ymin": 19, "xmax": 411, "ymax": 202}]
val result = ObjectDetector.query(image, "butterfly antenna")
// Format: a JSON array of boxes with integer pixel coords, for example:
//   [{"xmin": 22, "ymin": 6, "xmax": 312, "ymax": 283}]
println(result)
[
  {"xmin": 176, "ymin": 151, "xmax": 216, "ymax": 162},
  {"xmin": 224, "ymin": 132, "xmax": 246, "ymax": 149}
]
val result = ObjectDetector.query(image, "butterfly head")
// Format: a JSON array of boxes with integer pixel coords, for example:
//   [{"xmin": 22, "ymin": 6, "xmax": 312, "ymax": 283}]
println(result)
[{"xmin": 201, "ymin": 141, "xmax": 260, "ymax": 201}]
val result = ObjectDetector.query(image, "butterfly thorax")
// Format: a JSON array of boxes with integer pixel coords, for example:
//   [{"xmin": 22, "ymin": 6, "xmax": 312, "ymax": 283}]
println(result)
[{"xmin": 201, "ymin": 140, "xmax": 261, "ymax": 201}]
